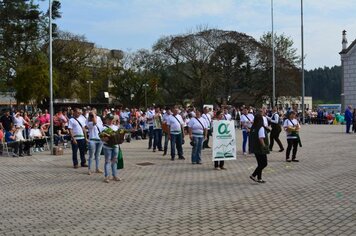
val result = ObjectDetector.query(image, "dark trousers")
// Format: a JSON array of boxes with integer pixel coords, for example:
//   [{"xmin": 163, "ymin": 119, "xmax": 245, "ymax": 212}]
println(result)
[
  {"xmin": 214, "ymin": 161, "xmax": 224, "ymax": 168},
  {"xmin": 269, "ymin": 127, "xmax": 284, "ymax": 150},
  {"xmin": 286, "ymin": 139, "xmax": 298, "ymax": 160},
  {"xmin": 170, "ymin": 133, "xmax": 183, "ymax": 159},
  {"xmin": 7, "ymin": 141, "xmax": 21, "ymax": 155},
  {"xmin": 203, "ymin": 130, "xmax": 211, "ymax": 148},
  {"xmin": 148, "ymin": 126, "xmax": 154, "ymax": 149},
  {"xmin": 252, "ymin": 154, "xmax": 268, "ymax": 180},
  {"xmin": 346, "ymin": 121, "xmax": 351, "ymax": 133},
  {"xmin": 153, "ymin": 129, "xmax": 163, "ymax": 150},
  {"xmin": 71, "ymin": 139, "xmax": 86, "ymax": 166},
  {"xmin": 163, "ymin": 132, "xmax": 169, "ymax": 154}
]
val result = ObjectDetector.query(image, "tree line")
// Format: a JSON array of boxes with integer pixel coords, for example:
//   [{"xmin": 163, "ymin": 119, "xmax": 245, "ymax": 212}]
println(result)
[
  {"xmin": 305, "ymin": 66, "xmax": 341, "ymax": 104},
  {"xmin": 1, "ymin": 0, "xmax": 305, "ymax": 108}
]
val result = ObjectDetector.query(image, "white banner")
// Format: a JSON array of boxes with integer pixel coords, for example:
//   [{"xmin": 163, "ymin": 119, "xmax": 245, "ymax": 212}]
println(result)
[{"xmin": 212, "ymin": 120, "xmax": 236, "ymax": 161}]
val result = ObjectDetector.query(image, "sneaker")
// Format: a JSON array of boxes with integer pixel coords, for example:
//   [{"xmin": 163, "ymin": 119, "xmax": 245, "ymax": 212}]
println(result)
[
  {"xmin": 95, "ymin": 169, "xmax": 103, "ymax": 173},
  {"xmin": 81, "ymin": 164, "xmax": 88, "ymax": 167},
  {"xmin": 220, "ymin": 167, "xmax": 227, "ymax": 170},
  {"xmin": 286, "ymin": 159, "xmax": 291, "ymax": 162},
  {"xmin": 192, "ymin": 162, "xmax": 197, "ymax": 165},
  {"xmin": 215, "ymin": 167, "xmax": 221, "ymax": 170},
  {"xmin": 249, "ymin": 175, "xmax": 257, "ymax": 182},
  {"xmin": 73, "ymin": 165, "xmax": 79, "ymax": 169},
  {"xmin": 279, "ymin": 149, "xmax": 284, "ymax": 152},
  {"xmin": 291, "ymin": 159, "xmax": 299, "ymax": 162},
  {"xmin": 243, "ymin": 152, "xmax": 247, "ymax": 156},
  {"xmin": 40, "ymin": 148, "xmax": 44, "ymax": 152},
  {"xmin": 88, "ymin": 171, "xmax": 92, "ymax": 175},
  {"xmin": 257, "ymin": 179, "xmax": 266, "ymax": 183},
  {"xmin": 12, "ymin": 153, "xmax": 19, "ymax": 157},
  {"xmin": 34, "ymin": 148, "xmax": 39, "ymax": 152},
  {"xmin": 104, "ymin": 177, "xmax": 110, "ymax": 183},
  {"xmin": 19, "ymin": 154, "xmax": 24, "ymax": 157},
  {"xmin": 197, "ymin": 162, "xmax": 202, "ymax": 165},
  {"xmin": 153, "ymin": 149, "xmax": 156, "ymax": 152},
  {"xmin": 178, "ymin": 156, "xmax": 185, "ymax": 160},
  {"xmin": 113, "ymin": 176, "xmax": 121, "ymax": 181}
]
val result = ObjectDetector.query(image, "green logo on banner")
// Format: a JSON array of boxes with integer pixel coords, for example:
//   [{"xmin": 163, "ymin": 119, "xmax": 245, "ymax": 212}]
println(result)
[{"xmin": 218, "ymin": 123, "xmax": 230, "ymax": 135}]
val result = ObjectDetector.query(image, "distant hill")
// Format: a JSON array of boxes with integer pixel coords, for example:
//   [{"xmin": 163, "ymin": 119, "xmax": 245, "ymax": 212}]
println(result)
[{"xmin": 305, "ymin": 66, "xmax": 341, "ymax": 104}]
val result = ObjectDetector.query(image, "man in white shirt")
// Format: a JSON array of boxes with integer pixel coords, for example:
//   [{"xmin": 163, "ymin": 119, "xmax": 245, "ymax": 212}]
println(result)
[
  {"xmin": 223, "ymin": 108, "xmax": 232, "ymax": 121},
  {"xmin": 202, "ymin": 106, "xmax": 212, "ymax": 149},
  {"xmin": 240, "ymin": 108, "xmax": 254, "ymax": 155},
  {"xmin": 146, "ymin": 106, "xmax": 155, "ymax": 150},
  {"xmin": 162, "ymin": 107, "xmax": 171, "ymax": 156},
  {"xmin": 166, "ymin": 106, "xmax": 185, "ymax": 160},
  {"xmin": 68, "ymin": 108, "xmax": 88, "ymax": 168},
  {"xmin": 267, "ymin": 106, "xmax": 284, "ymax": 152}
]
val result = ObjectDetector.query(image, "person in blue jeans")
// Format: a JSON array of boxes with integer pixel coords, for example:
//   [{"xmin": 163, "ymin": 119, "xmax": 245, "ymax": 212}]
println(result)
[
  {"xmin": 86, "ymin": 110, "xmax": 104, "ymax": 175},
  {"xmin": 344, "ymin": 105, "xmax": 353, "ymax": 134},
  {"xmin": 240, "ymin": 108, "xmax": 254, "ymax": 155},
  {"xmin": 100, "ymin": 114, "xmax": 121, "ymax": 183},
  {"xmin": 188, "ymin": 109, "xmax": 208, "ymax": 164},
  {"xmin": 167, "ymin": 106, "xmax": 185, "ymax": 161}
]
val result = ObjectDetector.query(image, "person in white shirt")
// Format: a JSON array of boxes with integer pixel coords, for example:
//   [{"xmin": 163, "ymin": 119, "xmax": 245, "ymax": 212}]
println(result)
[
  {"xmin": 249, "ymin": 114, "xmax": 269, "ymax": 183},
  {"xmin": 283, "ymin": 111, "xmax": 301, "ymax": 162},
  {"xmin": 162, "ymin": 107, "xmax": 171, "ymax": 156},
  {"xmin": 267, "ymin": 107, "xmax": 284, "ymax": 152},
  {"xmin": 68, "ymin": 108, "xmax": 88, "ymax": 168},
  {"xmin": 202, "ymin": 106, "xmax": 212, "ymax": 149},
  {"xmin": 223, "ymin": 108, "xmax": 232, "ymax": 121},
  {"xmin": 240, "ymin": 108, "xmax": 254, "ymax": 155},
  {"xmin": 146, "ymin": 107, "xmax": 155, "ymax": 150},
  {"xmin": 86, "ymin": 109, "xmax": 104, "ymax": 175},
  {"xmin": 29, "ymin": 121, "xmax": 47, "ymax": 152},
  {"xmin": 166, "ymin": 106, "xmax": 185, "ymax": 161},
  {"xmin": 188, "ymin": 109, "xmax": 207, "ymax": 164}
]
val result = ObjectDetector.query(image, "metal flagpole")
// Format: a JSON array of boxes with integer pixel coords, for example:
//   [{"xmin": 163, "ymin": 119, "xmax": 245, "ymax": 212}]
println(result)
[
  {"xmin": 271, "ymin": 0, "xmax": 276, "ymax": 107},
  {"xmin": 301, "ymin": 0, "xmax": 305, "ymax": 124},
  {"xmin": 49, "ymin": 0, "xmax": 54, "ymax": 154}
]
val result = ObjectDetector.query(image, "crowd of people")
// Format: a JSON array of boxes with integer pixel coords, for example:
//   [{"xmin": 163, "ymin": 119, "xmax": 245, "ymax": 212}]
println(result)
[{"xmin": 8, "ymin": 103, "xmax": 356, "ymax": 183}]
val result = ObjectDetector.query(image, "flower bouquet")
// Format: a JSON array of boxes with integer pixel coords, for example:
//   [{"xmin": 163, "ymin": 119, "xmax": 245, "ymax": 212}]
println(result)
[{"xmin": 99, "ymin": 128, "xmax": 127, "ymax": 146}]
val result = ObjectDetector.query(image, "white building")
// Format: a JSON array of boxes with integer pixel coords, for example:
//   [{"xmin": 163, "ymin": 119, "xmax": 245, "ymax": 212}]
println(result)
[
  {"xmin": 339, "ymin": 30, "xmax": 356, "ymax": 111},
  {"xmin": 263, "ymin": 96, "xmax": 313, "ymax": 111}
]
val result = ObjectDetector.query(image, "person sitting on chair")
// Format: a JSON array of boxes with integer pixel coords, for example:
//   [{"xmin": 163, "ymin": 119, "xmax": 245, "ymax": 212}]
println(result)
[
  {"xmin": 5, "ymin": 125, "xmax": 23, "ymax": 157},
  {"xmin": 29, "ymin": 121, "xmax": 47, "ymax": 152}
]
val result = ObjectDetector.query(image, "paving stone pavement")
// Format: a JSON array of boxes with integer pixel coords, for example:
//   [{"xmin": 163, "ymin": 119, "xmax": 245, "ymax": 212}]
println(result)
[{"xmin": 0, "ymin": 125, "xmax": 355, "ymax": 236}]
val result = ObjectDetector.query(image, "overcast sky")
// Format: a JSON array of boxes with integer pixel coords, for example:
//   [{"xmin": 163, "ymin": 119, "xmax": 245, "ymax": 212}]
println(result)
[{"xmin": 41, "ymin": 0, "xmax": 356, "ymax": 70}]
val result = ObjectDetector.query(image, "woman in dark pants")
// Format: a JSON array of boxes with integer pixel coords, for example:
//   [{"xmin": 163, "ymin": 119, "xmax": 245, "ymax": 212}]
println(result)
[
  {"xmin": 213, "ymin": 111, "xmax": 227, "ymax": 170},
  {"xmin": 283, "ymin": 111, "xmax": 301, "ymax": 162},
  {"xmin": 249, "ymin": 113, "xmax": 269, "ymax": 183}
]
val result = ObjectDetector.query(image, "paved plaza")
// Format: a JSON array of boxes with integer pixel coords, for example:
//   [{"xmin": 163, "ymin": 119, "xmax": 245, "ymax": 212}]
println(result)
[{"xmin": 0, "ymin": 125, "xmax": 355, "ymax": 236}]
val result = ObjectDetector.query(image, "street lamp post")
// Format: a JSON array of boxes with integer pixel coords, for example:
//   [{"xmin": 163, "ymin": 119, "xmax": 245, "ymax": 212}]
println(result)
[
  {"xmin": 271, "ymin": 0, "xmax": 276, "ymax": 108},
  {"xmin": 143, "ymin": 83, "xmax": 149, "ymax": 109},
  {"xmin": 86, "ymin": 80, "xmax": 93, "ymax": 104},
  {"xmin": 301, "ymin": 0, "xmax": 305, "ymax": 124},
  {"xmin": 49, "ymin": 0, "xmax": 54, "ymax": 154}
]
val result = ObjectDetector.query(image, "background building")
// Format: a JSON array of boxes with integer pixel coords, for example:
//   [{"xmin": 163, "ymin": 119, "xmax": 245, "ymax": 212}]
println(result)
[{"xmin": 340, "ymin": 30, "xmax": 356, "ymax": 111}]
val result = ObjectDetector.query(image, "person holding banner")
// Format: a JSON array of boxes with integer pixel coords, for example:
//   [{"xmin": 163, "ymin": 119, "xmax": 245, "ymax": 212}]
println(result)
[
  {"xmin": 213, "ymin": 110, "xmax": 227, "ymax": 170},
  {"xmin": 188, "ymin": 109, "xmax": 208, "ymax": 164},
  {"xmin": 249, "ymin": 113, "xmax": 269, "ymax": 183}
]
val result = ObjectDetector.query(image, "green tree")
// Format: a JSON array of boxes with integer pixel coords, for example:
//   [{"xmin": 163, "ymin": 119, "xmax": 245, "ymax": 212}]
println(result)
[
  {"xmin": 13, "ymin": 51, "xmax": 58, "ymax": 104},
  {"xmin": 255, "ymin": 32, "xmax": 301, "ymax": 105}
]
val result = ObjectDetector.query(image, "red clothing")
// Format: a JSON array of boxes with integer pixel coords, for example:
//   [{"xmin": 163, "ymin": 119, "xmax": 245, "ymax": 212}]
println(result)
[{"xmin": 38, "ymin": 116, "xmax": 47, "ymax": 125}]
